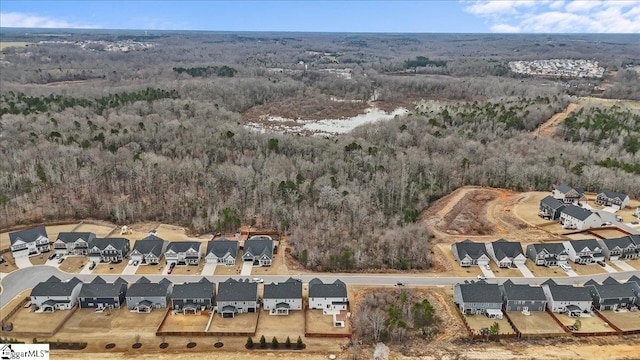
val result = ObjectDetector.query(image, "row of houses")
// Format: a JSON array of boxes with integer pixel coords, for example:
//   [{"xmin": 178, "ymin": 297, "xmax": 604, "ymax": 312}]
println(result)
[
  {"xmin": 452, "ymin": 236, "xmax": 640, "ymax": 268},
  {"xmin": 29, "ymin": 276, "xmax": 348, "ymax": 318},
  {"xmin": 551, "ymin": 184, "xmax": 630, "ymax": 209},
  {"xmin": 454, "ymin": 276, "xmax": 640, "ymax": 319},
  {"xmin": 9, "ymin": 228, "xmax": 275, "ymax": 267}
]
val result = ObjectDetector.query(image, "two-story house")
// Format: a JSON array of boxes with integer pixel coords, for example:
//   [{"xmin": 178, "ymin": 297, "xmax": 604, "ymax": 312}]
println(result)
[
  {"xmin": 539, "ymin": 195, "xmax": 567, "ymax": 220},
  {"xmin": 486, "ymin": 239, "xmax": 526, "ymax": 268},
  {"xmin": 541, "ymin": 279, "xmax": 593, "ymax": 316},
  {"xmin": 78, "ymin": 276, "xmax": 128, "ymax": 309},
  {"xmin": 130, "ymin": 235, "xmax": 165, "ymax": 265},
  {"xmin": 30, "ymin": 276, "xmax": 83, "ymax": 312},
  {"xmin": 242, "ymin": 238, "xmax": 273, "ymax": 266},
  {"xmin": 585, "ymin": 277, "xmax": 636, "ymax": 311},
  {"xmin": 526, "ymin": 243, "xmax": 568, "ymax": 267},
  {"xmin": 595, "ymin": 190, "xmax": 630, "ymax": 209},
  {"xmin": 87, "ymin": 238, "xmax": 130, "ymax": 263},
  {"xmin": 53, "ymin": 232, "xmax": 96, "ymax": 256},
  {"xmin": 627, "ymin": 275, "xmax": 640, "ymax": 306},
  {"xmin": 165, "ymin": 241, "xmax": 202, "ymax": 266},
  {"xmin": 262, "ymin": 277, "xmax": 303, "ymax": 315},
  {"xmin": 126, "ymin": 277, "xmax": 173, "ymax": 312},
  {"xmin": 308, "ymin": 278, "xmax": 348, "ymax": 315},
  {"xmin": 552, "ymin": 184, "xmax": 586, "ymax": 204},
  {"xmin": 204, "ymin": 239, "xmax": 238, "ymax": 266},
  {"xmin": 559, "ymin": 206, "xmax": 603, "ymax": 230},
  {"xmin": 453, "ymin": 281, "xmax": 503, "ymax": 319},
  {"xmin": 9, "ymin": 226, "xmax": 50, "ymax": 258},
  {"xmin": 451, "ymin": 239, "xmax": 490, "ymax": 267},
  {"xmin": 216, "ymin": 278, "xmax": 260, "ymax": 317},
  {"xmin": 171, "ymin": 278, "xmax": 215, "ymax": 314},
  {"xmin": 635, "ymin": 206, "xmax": 640, "ymax": 218},
  {"xmin": 500, "ymin": 280, "xmax": 547, "ymax": 312},
  {"xmin": 563, "ymin": 239, "xmax": 604, "ymax": 265},
  {"xmin": 598, "ymin": 236, "xmax": 639, "ymax": 260}
]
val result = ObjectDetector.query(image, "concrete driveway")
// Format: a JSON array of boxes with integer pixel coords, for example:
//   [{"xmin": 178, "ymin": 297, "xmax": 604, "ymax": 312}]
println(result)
[
  {"xmin": 612, "ymin": 260, "xmax": 636, "ymax": 271},
  {"xmin": 241, "ymin": 261, "xmax": 253, "ymax": 276},
  {"xmin": 601, "ymin": 263, "xmax": 618, "ymax": 273},
  {"xmin": 162, "ymin": 263, "xmax": 172, "ymax": 275},
  {"xmin": 79, "ymin": 262, "xmax": 95, "ymax": 274},
  {"xmin": 14, "ymin": 256, "xmax": 33, "ymax": 269},
  {"xmin": 515, "ymin": 263, "xmax": 535, "ymax": 278},
  {"xmin": 122, "ymin": 262, "xmax": 140, "ymax": 275},
  {"xmin": 480, "ymin": 264, "xmax": 496, "ymax": 278},
  {"xmin": 201, "ymin": 262, "xmax": 217, "ymax": 276},
  {"xmin": 564, "ymin": 268, "xmax": 578, "ymax": 277}
]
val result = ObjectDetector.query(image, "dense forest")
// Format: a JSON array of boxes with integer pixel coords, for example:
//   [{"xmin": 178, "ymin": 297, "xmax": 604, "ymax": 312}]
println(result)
[{"xmin": 1, "ymin": 30, "xmax": 639, "ymax": 271}]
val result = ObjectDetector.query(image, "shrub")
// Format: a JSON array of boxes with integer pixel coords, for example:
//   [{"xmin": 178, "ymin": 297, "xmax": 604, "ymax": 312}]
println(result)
[
  {"xmin": 271, "ymin": 336, "xmax": 278, "ymax": 349},
  {"xmin": 259, "ymin": 335, "xmax": 266, "ymax": 349},
  {"xmin": 285, "ymin": 336, "xmax": 291, "ymax": 348},
  {"xmin": 296, "ymin": 336, "xmax": 304, "ymax": 349},
  {"xmin": 246, "ymin": 337, "xmax": 254, "ymax": 349}
]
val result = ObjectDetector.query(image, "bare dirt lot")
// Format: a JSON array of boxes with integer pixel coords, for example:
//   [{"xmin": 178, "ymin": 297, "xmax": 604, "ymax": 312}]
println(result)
[
  {"xmin": 1, "ymin": 306, "xmax": 70, "ymax": 335},
  {"xmin": 305, "ymin": 309, "xmax": 351, "ymax": 336},
  {"xmin": 535, "ymin": 103, "xmax": 579, "ymax": 138},
  {"xmin": 58, "ymin": 256, "xmax": 89, "ymax": 273},
  {"xmin": 73, "ymin": 223, "xmax": 117, "ymax": 237},
  {"xmin": 136, "ymin": 264, "xmax": 166, "ymax": 275},
  {"xmin": 555, "ymin": 313, "xmax": 617, "ymax": 334},
  {"xmin": 171, "ymin": 263, "xmax": 205, "ymax": 276},
  {"xmin": 159, "ymin": 311, "xmax": 211, "ymax": 332},
  {"xmin": 507, "ymin": 311, "xmax": 566, "ymax": 335},
  {"xmin": 600, "ymin": 311, "xmax": 640, "ymax": 331},
  {"xmin": 207, "ymin": 312, "xmax": 258, "ymax": 334},
  {"xmin": 94, "ymin": 261, "xmax": 128, "ymax": 275},
  {"xmin": 255, "ymin": 310, "xmax": 305, "ymax": 339},
  {"xmin": 525, "ymin": 262, "xmax": 567, "ymax": 278},
  {"xmin": 0, "ymin": 252, "xmax": 19, "ymax": 273},
  {"xmin": 214, "ymin": 262, "xmax": 243, "ymax": 276},
  {"xmin": 464, "ymin": 314, "xmax": 515, "ymax": 335}
]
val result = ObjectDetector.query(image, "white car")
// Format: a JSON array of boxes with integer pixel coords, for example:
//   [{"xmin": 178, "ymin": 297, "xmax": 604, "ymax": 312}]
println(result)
[
  {"xmin": 560, "ymin": 264, "xmax": 572, "ymax": 271},
  {"xmin": 476, "ymin": 275, "xmax": 487, "ymax": 280},
  {"xmin": 252, "ymin": 278, "xmax": 264, "ymax": 283}
]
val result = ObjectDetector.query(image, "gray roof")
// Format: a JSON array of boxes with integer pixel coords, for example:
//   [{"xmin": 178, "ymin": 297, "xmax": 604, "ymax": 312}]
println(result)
[
  {"xmin": 586, "ymin": 283, "xmax": 636, "ymax": 300},
  {"xmin": 627, "ymin": 275, "xmax": 640, "ymax": 285},
  {"xmin": 540, "ymin": 196, "xmax": 566, "ymax": 210},
  {"xmin": 206, "ymin": 239, "xmax": 238, "ymax": 258},
  {"xmin": 89, "ymin": 237, "xmax": 130, "ymax": 251},
  {"xmin": 308, "ymin": 278, "xmax": 347, "ymax": 298},
  {"xmin": 602, "ymin": 276, "xmax": 621, "ymax": 285},
  {"xmin": 598, "ymin": 190, "xmax": 628, "ymax": 200},
  {"xmin": 263, "ymin": 278, "xmax": 302, "ymax": 300},
  {"xmin": 555, "ymin": 184, "xmax": 574, "ymax": 194},
  {"xmin": 453, "ymin": 240, "xmax": 488, "ymax": 260},
  {"xmin": 529, "ymin": 242, "xmax": 567, "ymax": 255},
  {"xmin": 601, "ymin": 236, "xmax": 636, "ymax": 250},
  {"xmin": 171, "ymin": 278, "xmax": 214, "ymax": 299},
  {"xmin": 629, "ymin": 235, "xmax": 640, "ymax": 246},
  {"xmin": 166, "ymin": 241, "xmax": 201, "ymax": 253},
  {"xmin": 561, "ymin": 206, "xmax": 596, "ymax": 221},
  {"xmin": 79, "ymin": 278, "xmax": 127, "ymax": 298},
  {"xmin": 31, "ymin": 276, "xmax": 81, "ymax": 297},
  {"xmin": 127, "ymin": 278, "xmax": 172, "ymax": 297},
  {"xmin": 491, "ymin": 239, "xmax": 524, "ymax": 259},
  {"xmin": 217, "ymin": 278, "xmax": 258, "ymax": 302},
  {"xmin": 456, "ymin": 282, "xmax": 503, "ymax": 303},
  {"xmin": 501, "ymin": 280, "xmax": 546, "ymax": 301},
  {"xmin": 243, "ymin": 239, "xmax": 273, "ymax": 259},
  {"xmin": 9, "ymin": 226, "xmax": 48, "ymax": 245},
  {"xmin": 132, "ymin": 236, "xmax": 165, "ymax": 257},
  {"xmin": 568, "ymin": 239, "xmax": 602, "ymax": 252},
  {"xmin": 543, "ymin": 282, "xmax": 592, "ymax": 302},
  {"xmin": 56, "ymin": 232, "xmax": 95, "ymax": 244}
]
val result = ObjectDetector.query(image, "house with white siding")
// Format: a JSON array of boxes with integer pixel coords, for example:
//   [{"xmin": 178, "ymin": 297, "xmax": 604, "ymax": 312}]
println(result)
[
  {"xmin": 486, "ymin": 239, "xmax": 525, "ymax": 268},
  {"xmin": 165, "ymin": 241, "xmax": 202, "ymax": 266},
  {"xmin": 563, "ymin": 239, "xmax": 604, "ymax": 265},
  {"xmin": 204, "ymin": 239, "xmax": 238, "ymax": 265},
  {"xmin": 53, "ymin": 232, "xmax": 96, "ymax": 256},
  {"xmin": 541, "ymin": 279, "xmax": 592, "ymax": 316},
  {"xmin": 262, "ymin": 278, "xmax": 303, "ymax": 315},
  {"xmin": 595, "ymin": 190, "xmax": 630, "ymax": 209},
  {"xmin": 308, "ymin": 278, "xmax": 348, "ymax": 315},
  {"xmin": 453, "ymin": 281, "xmax": 503, "ymax": 319},
  {"xmin": 130, "ymin": 235, "xmax": 165, "ymax": 265},
  {"xmin": 451, "ymin": 239, "xmax": 490, "ymax": 267},
  {"xmin": 9, "ymin": 227, "xmax": 50, "ymax": 258},
  {"xmin": 30, "ymin": 276, "xmax": 82, "ymax": 312},
  {"xmin": 552, "ymin": 184, "xmax": 586, "ymax": 204},
  {"xmin": 559, "ymin": 206, "xmax": 603, "ymax": 230}
]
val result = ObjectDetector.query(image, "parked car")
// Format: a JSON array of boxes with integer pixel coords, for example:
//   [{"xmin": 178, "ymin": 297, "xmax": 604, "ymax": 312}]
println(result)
[
  {"xmin": 57, "ymin": 257, "xmax": 65, "ymax": 264},
  {"xmin": 48, "ymin": 253, "xmax": 57, "ymax": 260},
  {"xmin": 89, "ymin": 262, "xmax": 96, "ymax": 270},
  {"xmin": 485, "ymin": 264, "xmax": 491, "ymax": 270},
  {"xmin": 597, "ymin": 261, "xmax": 606, "ymax": 267},
  {"xmin": 477, "ymin": 275, "xmax": 487, "ymax": 280},
  {"xmin": 252, "ymin": 277, "xmax": 264, "ymax": 283},
  {"xmin": 169, "ymin": 262, "xmax": 176, "ymax": 269},
  {"xmin": 167, "ymin": 267, "xmax": 173, "ymax": 274},
  {"xmin": 133, "ymin": 260, "xmax": 139, "ymax": 266},
  {"xmin": 560, "ymin": 263, "xmax": 572, "ymax": 271}
]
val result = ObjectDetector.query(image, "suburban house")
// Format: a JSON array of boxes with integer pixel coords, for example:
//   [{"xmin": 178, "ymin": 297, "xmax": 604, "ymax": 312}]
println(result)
[
  {"xmin": 171, "ymin": 278, "xmax": 214, "ymax": 314},
  {"xmin": 563, "ymin": 239, "xmax": 605, "ymax": 265},
  {"xmin": 627, "ymin": 275, "xmax": 640, "ymax": 306},
  {"xmin": 262, "ymin": 277, "xmax": 303, "ymax": 315},
  {"xmin": 165, "ymin": 241, "xmax": 202, "ymax": 266},
  {"xmin": 53, "ymin": 232, "xmax": 96, "ymax": 256},
  {"xmin": 486, "ymin": 239, "xmax": 526, "ymax": 268},
  {"xmin": 595, "ymin": 190, "xmax": 630, "ymax": 209},
  {"xmin": 126, "ymin": 277, "xmax": 173, "ymax": 312},
  {"xmin": 552, "ymin": 184, "xmax": 586, "ymax": 204},
  {"xmin": 585, "ymin": 277, "xmax": 636, "ymax": 311},
  {"xmin": 30, "ymin": 276, "xmax": 83, "ymax": 312},
  {"xmin": 9, "ymin": 226, "xmax": 50, "ymax": 258},
  {"xmin": 204, "ymin": 239, "xmax": 239, "ymax": 266},
  {"xmin": 78, "ymin": 276, "xmax": 128, "ymax": 309},
  {"xmin": 559, "ymin": 206, "xmax": 603, "ymax": 230},
  {"xmin": 541, "ymin": 279, "xmax": 593, "ymax": 316},
  {"xmin": 216, "ymin": 278, "xmax": 260, "ymax": 317},
  {"xmin": 451, "ymin": 240, "xmax": 490, "ymax": 267},
  {"xmin": 453, "ymin": 281, "xmax": 503, "ymax": 319},
  {"xmin": 539, "ymin": 195, "xmax": 567, "ymax": 220},
  {"xmin": 308, "ymin": 278, "xmax": 348, "ymax": 315},
  {"xmin": 598, "ymin": 236, "xmax": 639, "ymax": 260},
  {"xmin": 87, "ymin": 238, "xmax": 130, "ymax": 263},
  {"xmin": 500, "ymin": 280, "xmax": 547, "ymax": 312},
  {"xmin": 526, "ymin": 243, "xmax": 569, "ymax": 267},
  {"xmin": 635, "ymin": 206, "xmax": 640, "ymax": 218},
  {"xmin": 242, "ymin": 238, "xmax": 274, "ymax": 266},
  {"xmin": 130, "ymin": 235, "xmax": 165, "ymax": 265}
]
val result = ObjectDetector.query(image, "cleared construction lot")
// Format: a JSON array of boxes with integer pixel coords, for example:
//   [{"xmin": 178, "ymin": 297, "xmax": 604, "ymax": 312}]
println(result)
[{"xmin": 305, "ymin": 309, "xmax": 351, "ymax": 336}]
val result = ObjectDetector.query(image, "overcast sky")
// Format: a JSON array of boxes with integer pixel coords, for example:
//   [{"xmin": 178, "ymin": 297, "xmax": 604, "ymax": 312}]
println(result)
[{"xmin": 1, "ymin": 1, "xmax": 639, "ymax": 33}]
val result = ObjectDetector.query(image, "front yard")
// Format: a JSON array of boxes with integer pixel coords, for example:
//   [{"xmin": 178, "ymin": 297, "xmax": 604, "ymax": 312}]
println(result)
[{"xmin": 94, "ymin": 261, "xmax": 128, "ymax": 275}]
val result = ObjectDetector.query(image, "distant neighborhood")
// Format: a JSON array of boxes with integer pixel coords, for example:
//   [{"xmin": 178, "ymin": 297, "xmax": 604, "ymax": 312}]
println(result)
[{"xmin": 508, "ymin": 59, "xmax": 605, "ymax": 78}]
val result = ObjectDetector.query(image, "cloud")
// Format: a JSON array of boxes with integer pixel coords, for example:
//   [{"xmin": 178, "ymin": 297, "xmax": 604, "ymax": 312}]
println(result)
[
  {"xmin": 0, "ymin": 12, "xmax": 98, "ymax": 28},
  {"xmin": 463, "ymin": 0, "xmax": 640, "ymax": 33}
]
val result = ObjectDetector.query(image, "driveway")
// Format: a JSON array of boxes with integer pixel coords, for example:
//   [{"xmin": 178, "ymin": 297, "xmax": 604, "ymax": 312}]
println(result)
[
  {"xmin": 564, "ymin": 268, "xmax": 578, "ymax": 277},
  {"xmin": 79, "ymin": 262, "xmax": 95, "ymax": 274},
  {"xmin": 515, "ymin": 263, "xmax": 535, "ymax": 278},
  {"xmin": 14, "ymin": 256, "xmax": 33, "ymax": 269},
  {"xmin": 601, "ymin": 263, "xmax": 618, "ymax": 273},
  {"xmin": 480, "ymin": 264, "xmax": 496, "ymax": 278},
  {"xmin": 612, "ymin": 260, "xmax": 636, "ymax": 271},
  {"xmin": 122, "ymin": 262, "xmax": 140, "ymax": 275},
  {"xmin": 161, "ymin": 263, "xmax": 172, "ymax": 275},
  {"xmin": 241, "ymin": 261, "xmax": 253, "ymax": 276},
  {"xmin": 201, "ymin": 262, "xmax": 217, "ymax": 276}
]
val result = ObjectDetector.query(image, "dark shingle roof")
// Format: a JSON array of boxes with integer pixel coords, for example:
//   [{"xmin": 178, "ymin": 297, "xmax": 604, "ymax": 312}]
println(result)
[
  {"xmin": 166, "ymin": 241, "xmax": 201, "ymax": 253},
  {"xmin": 601, "ymin": 236, "xmax": 635, "ymax": 250},
  {"xmin": 79, "ymin": 278, "xmax": 127, "ymax": 298},
  {"xmin": 90, "ymin": 238, "xmax": 129, "ymax": 251},
  {"xmin": 217, "ymin": 278, "xmax": 258, "ymax": 302},
  {"xmin": 31, "ymin": 276, "xmax": 81, "ymax": 297},
  {"xmin": 56, "ymin": 232, "xmax": 94, "ymax": 244},
  {"xmin": 453, "ymin": 239, "xmax": 488, "ymax": 260},
  {"xmin": 544, "ymin": 283, "xmax": 592, "ymax": 302},
  {"xmin": 501, "ymin": 280, "xmax": 546, "ymax": 301},
  {"xmin": 540, "ymin": 196, "xmax": 566, "ymax": 210},
  {"xmin": 491, "ymin": 239, "xmax": 524, "ymax": 259},
  {"xmin": 456, "ymin": 282, "xmax": 502, "ymax": 303},
  {"xmin": 568, "ymin": 239, "xmax": 602, "ymax": 252},
  {"xmin": 586, "ymin": 283, "xmax": 635, "ymax": 300},
  {"xmin": 206, "ymin": 239, "xmax": 238, "ymax": 258},
  {"xmin": 530, "ymin": 243, "xmax": 567, "ymax": 255},
  {"xmin": 263, "ymin": 278, "xmax": 302, "ymax": 300},
  {"xmin": 171, "ymin": 278, "xmax": 214, "ymax": 299},
  {"xmin": 627, "ymin": 275, "xmax": 640, "ymax": 285},
  {"xmin": 629, "ymin": 235, "xmax": 640, "ymax": 246},
  {"xmin": 9, "ymin": 226, "xmax": 48, "ymax": 245},
  {"xmin": 127, "ymin": 278, "xmax": 172, "ymax": 297},
  {"xmin": 308, "ymin": 278, "xmax": 347, "ymax": 298},
  {"xmin": 132, "ymin": 236, "xmax": 165, "ymax": 257},
  {"xmin": 561, "ymin": 206, "xmax": 595, "ymax": 221},
  {"xmin": 599, "ymin": 190, "xmax": 628, "ymax": 200},
  {"xmin": 243, "ymin": 239, "xmax": 273, "ymax": 259}
]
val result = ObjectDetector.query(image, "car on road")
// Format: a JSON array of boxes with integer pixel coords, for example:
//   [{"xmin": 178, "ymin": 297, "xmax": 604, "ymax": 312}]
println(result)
[
  {"xmin": 57, "ymin": 257, "xmax": 65, "ymax": 264},
  {"xmin": 477, "ymin": 275, "xmax": 487, "ymax": 280},
  {"xmin": 89, "ymin": 262, "xmax": 96, "ymax": 270},
  {"xmin": 395, "ymin": 281, "xmax": 405, "ymax": 286},
  {"xmin": 48, "ymin": 253, "xmax": 57, "ymax": 260},
  {"xmin": 252, "ymin": 277, "xmax": 264, "ymax": 283},
  {"xmin": 631, "ymin": 221, "xmax": 639, "ymax": 225}
]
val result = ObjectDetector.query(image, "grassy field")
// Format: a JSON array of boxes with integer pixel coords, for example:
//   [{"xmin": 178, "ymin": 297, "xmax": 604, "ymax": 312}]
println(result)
[
  {"xmin": 507, "ymin": 311, "xmax": 565, "ymax": 335},
  {"xmin": 0, "ymin": 42, "xmax": 30, "ymax": 51}
]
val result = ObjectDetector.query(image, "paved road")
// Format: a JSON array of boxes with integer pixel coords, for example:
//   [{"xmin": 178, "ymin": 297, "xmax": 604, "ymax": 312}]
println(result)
[{"xmin": 2, "ymin": 265, "xmax": 639, "ymax": 309}]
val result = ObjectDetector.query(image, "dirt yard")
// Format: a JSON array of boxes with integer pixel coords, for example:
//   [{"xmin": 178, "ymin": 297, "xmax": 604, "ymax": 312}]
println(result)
[
  {"xmin": 171, "ymin": 263, "xmax": 205, "ymax": 276},
  {"xmin": 600, "ymin": 311, "xmax": 640, "ymax": 331},
  {"xmin": 58, "ymin": 256, "xmax": 89, "ymax": 273},
  {"xmin": 207, "ymin": 312, "xmax": 258, "ymax": 333},
  {"xmin": 73, "ymin": 223, "xmax": 117, "ymax": 237},
  {"xmin": 464, "ymin": 314, "xmax": 515, "ymax": 335},
  {"xmin": 136, "ymin": 264, "xmax": 166, "ymax": 275},
  {"xmin": 159, "ymin": 311, "xmax": 211, "ymax": 332},
  {"xmin": 1, "ymin": 305, "xmax": 71, "ymax": 335},
  {"xmin": 507, "ymin": 311, "xmax": 566, "ymax": 335},
  {"xmin": 214, "ymin": 262, "xmax": 242, "ymax": 276},
  {"xmin": 0, "ymin": 252, "xmax": 19, "ymax": 273},
  {"xmin": 525, "ymin": 262, "xmax": 567, "ymax": 278},
  {"xmin": 555, "ymin": 313, "xmax": 617, "ymax": 334},
  {"xmin": 94, "ymin": 261, "xmax": 128, "ymax": 275},
  {"xmin": 571, "ymin": 264, "xmax": 608, "ymax": 276},
  {"xmin": 589, "ymin": 229, "xmax": 630, "ymax": 239},
  {"xmin": 29, "ymin": 253, "xmax": 48, "ymax": 265},
  {"xmin": 254, "ymin": 310, "xmax": 305, "ymax": 339},
  {"xmin": 305, "ymin": 309, "xmax": 351, "ymax": 336}
]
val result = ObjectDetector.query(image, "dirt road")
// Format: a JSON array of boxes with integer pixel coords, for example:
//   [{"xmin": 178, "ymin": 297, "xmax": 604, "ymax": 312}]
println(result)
[{"xmin": 535, "ymin": 103, "xmax": 578, "ymax": 138}]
